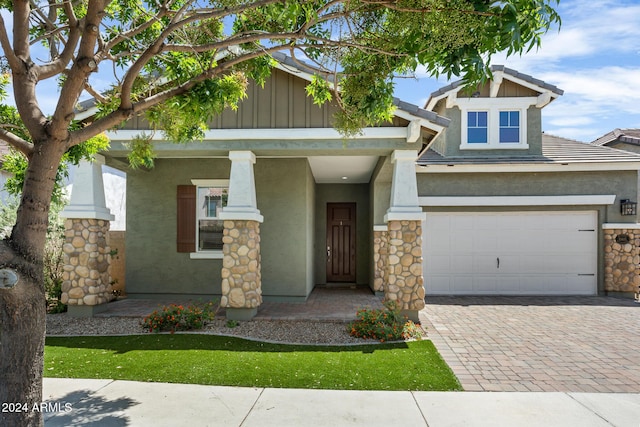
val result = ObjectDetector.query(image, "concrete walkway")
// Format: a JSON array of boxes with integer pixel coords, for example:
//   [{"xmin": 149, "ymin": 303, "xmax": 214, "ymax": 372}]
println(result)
[{"xmin": 43, "ymin": 378, "xmax": 640, "ymax": 427}]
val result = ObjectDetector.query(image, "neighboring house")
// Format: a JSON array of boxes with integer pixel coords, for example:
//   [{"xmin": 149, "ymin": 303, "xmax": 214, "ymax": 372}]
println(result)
[
  {"xmin": 61, "ymin": 57, "xmax": 640, "ymax": 319},
  {"xmin": 591, "ymin": 128, "xmax": 640, "ymax": 154}
]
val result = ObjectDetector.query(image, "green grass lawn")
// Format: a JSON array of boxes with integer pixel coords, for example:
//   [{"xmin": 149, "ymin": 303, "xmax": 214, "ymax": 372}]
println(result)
[{"xmin": 45, "ymin": 335, "xmax": 461, "ymax": 391}]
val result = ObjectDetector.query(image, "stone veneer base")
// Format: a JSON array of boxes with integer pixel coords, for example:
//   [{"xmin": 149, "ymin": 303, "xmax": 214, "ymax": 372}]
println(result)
[
  {"xmin": 603, "ymin": 228, "xmax": 640, "ymax": 293},
  {"xmin": 61, "ymin": 219, "xmax": 113, "ymax": 308},
  {"xmin": 221, "ymin": 220, "xmax": 262, "ymax": 311},
  {"xmin": 226, "ymin": 307, "xmax": 259, "ymax": 321},
  {"xmin": 384, "ymin": 220, "xmax": 425, "ymax": 311}
]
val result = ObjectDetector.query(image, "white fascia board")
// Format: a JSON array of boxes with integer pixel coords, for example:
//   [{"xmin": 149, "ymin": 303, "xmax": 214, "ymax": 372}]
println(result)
[
  {"xmin": 105, "ymin": 127, "xmax": 408, "ymax": 142},
  {"xmin": 602, "ymin": 223, "xmax": 640, "ymax": 229},
  {"xmin": 274, "ymin": 61, "xmax": 316, "ymax": 83},
  {"xmin": 455, "ymin": 96, "xmax": 537, "ymax": 108},
  {"xmin": 419, "ymin": 195, "xmax": 617, "ymax": 207},
  {"xmin": 416, "ymin": 162, "xmax": 640, "ymax": 173},
  {"xmin": 392, "ymin": 109, "xmax": 445, "ymax": 134}
]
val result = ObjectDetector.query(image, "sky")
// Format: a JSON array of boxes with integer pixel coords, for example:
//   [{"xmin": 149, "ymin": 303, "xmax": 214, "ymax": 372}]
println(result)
[
  {"xmin": 4, "ymin": 0, "xmax": 640, "ymax": 143},
  {"xmin": 393, "ymin": 0, "xmax": 640, "ymax": 142}
]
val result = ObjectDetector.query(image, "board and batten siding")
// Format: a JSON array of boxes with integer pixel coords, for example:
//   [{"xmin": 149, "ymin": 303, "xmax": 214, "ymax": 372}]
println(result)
[{"xmin": 121, "ymin": 69, "xmax": 340, "ymax": 131}]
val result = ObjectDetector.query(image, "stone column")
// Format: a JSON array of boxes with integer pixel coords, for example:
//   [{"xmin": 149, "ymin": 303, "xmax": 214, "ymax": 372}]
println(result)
[
  {"xmin": 384, "ymin": 150, "xmax": 426, "ymax": 322},
  {"xmin": 61, "ymin": 219, "xmax": 112, "ymax": 309},
  {"xmin": 373, "ymin": 226, "xmax": 388, "ymax": 294},
  {"xmin": 219, "ymin": 151, "xmax": 264, "ymax": 320},
  {"xmin": 61, "ymin": 155, "xmax": 115, "ymax": 317},
  {"xmin": 603, "ymin": 224, "xmax": 640, "ymax": 295},
  {"xmin": 221, "ymin": 220, "xmax": 262, "ymax": 314},
  {"xmin": 385, "ymin": 220, "xmax": 425, "ymax": 315}
]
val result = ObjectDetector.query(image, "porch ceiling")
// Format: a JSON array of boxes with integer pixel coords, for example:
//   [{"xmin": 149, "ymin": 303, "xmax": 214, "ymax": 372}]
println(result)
[{"xmin": 307, "ymin": 156, "xmax": 379, "ymax": 183}]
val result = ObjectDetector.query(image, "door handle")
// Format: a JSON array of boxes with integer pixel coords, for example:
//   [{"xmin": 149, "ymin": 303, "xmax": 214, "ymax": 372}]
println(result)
[
  {"xmin": 327, "ymin": 246, "xmax": 331, "ymax": 261},
  {"xmin": 497, "ymin": 257, "xmax": 500, "ymax": 269}
]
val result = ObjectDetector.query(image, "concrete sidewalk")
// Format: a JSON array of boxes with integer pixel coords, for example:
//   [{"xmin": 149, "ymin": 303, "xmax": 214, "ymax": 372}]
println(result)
[{"xmin": 43, "ymin": 378, "xmax": 640, "ymax": 426}]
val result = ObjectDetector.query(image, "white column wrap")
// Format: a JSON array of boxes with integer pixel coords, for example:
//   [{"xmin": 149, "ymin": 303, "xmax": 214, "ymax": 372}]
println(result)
[
  {"xmin": 384, "ymin": 150, "xmax": 425, "ymax": 222},
  {"xmin": 61, "ymin": 154, "xmax": 115, "ymax": 221},
  {"xmin": 219, "ymin": 151, "xmax": 263, "ymax": 222}
]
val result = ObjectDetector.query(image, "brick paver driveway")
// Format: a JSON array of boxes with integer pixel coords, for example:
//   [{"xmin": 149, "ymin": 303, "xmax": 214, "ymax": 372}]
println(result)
[{"xmin": 420, "ymin": 296, "xmax": 640, "ymax": 392}]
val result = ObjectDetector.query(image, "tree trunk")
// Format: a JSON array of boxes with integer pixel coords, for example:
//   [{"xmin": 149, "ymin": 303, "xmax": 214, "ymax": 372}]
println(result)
[
  {"xmin": 0, "ymin": 246, "xmax": 46, "ymax": 427},
  {"xmin": 0, "ymin": 141, "xmax": 66, "ymax": 427}
]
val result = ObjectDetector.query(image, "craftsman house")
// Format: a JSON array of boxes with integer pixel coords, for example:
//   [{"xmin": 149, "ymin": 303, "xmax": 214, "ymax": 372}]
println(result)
[{"xmin": 60, "ymin": 57, "xmax": 640, "ymax": 319}]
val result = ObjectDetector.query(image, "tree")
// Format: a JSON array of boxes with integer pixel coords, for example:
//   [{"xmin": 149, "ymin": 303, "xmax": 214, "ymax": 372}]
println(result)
[{"xmin": 0, "ymin": 0, "xmax": 559, "ymax": 424}]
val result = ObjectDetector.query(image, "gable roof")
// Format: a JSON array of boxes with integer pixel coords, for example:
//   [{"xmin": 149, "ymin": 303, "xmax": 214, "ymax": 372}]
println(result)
[
  {"xmin": 591, "ymin": 128, "xmax": 640, "ymax": 147},
  {"xmin": 425, "ymin": 65, "xmax": 564, "ymax": 111},
  {"xmin": 75, "ymin": 52, "xmax": 450, "ymax": 133},
  {"xmin": 270, "ymin": 52, "xmax": 449, "ymax": 131},
  {"xmin": 417, "ymin": 133, "xmax": 640, "ymax": 170}
]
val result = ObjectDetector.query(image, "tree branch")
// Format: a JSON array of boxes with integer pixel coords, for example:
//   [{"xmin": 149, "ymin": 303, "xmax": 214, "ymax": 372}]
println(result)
[
  {"xmin": 0, "ymin": 130, "xmax": 34, "ymax": 158},
  {"xmin": 0, "ymin": 14, "xmax": 20, "ymax": 70},
  {"xmin": 12, "ymin": 0, "xmax": 32, "ymax": 59}
]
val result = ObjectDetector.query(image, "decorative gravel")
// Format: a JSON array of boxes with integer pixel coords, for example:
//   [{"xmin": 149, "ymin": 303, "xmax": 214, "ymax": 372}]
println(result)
[{"xmin": 46, "ymin": 314, "xmax": 372, "ymax": 345}]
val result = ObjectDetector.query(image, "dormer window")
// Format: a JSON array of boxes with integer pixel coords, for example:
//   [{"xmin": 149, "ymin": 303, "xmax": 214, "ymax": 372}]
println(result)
[
  {"xmin": 468, "ymin": 111, "xmax": 488, "ymax": 143},
  {"xmin": 499, "ymin": 111, "xmax": 520, "ymax": 143},
  {"xmin": 459, "ymin": 98, "xmax": 533, "ymax": 150}
]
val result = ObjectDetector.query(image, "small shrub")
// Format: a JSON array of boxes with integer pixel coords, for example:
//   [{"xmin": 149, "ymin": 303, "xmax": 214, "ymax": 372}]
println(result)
[
  {"xmin": 226, "ymin": 319, "xmax": 239, "ymax": 328},
  {"xmin": 349, "ymin": 300, "xmax": 423, "ymax": 342},
  {"xmin": 142, "ymin": 301, "xmax": 218, "ymax": 333}
]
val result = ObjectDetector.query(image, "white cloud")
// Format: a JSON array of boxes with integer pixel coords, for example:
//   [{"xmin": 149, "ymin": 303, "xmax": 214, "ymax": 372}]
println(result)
[{"xmin": 541, "ymin": 67, "xmax": 640, "ymax": 115}]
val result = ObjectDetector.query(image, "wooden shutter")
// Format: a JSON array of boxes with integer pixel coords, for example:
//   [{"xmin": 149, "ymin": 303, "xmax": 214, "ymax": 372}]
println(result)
[{"xmin": 177, "ymin": 185, "xmax": 196, "ymax": 252}]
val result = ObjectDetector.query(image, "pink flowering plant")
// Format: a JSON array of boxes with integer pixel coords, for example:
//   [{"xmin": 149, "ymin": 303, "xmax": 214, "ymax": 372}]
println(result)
[
  {"xmin": 349, "ymin": 299, "xmax": 423, "ymax": 342},
  {"xmin": 142, "ymin": 301, "xmax": 218, "ymax": 333}
]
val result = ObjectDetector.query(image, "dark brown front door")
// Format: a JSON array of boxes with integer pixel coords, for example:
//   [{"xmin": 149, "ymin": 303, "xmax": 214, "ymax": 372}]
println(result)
[{"xmin": 326, "ymin": 203, "xmax": 356, "ymax": 282}]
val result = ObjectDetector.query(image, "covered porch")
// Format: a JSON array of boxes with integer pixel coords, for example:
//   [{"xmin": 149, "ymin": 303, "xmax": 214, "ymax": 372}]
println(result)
[{"xmin": 91, "ymin": 286, "xmax": 384, "ymax": 322}]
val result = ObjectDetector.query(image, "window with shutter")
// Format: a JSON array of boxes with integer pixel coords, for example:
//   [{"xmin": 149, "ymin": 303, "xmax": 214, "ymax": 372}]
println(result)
[{"xmin": 177, "ymin": 185, "xmax": 196, "ymax": 252}]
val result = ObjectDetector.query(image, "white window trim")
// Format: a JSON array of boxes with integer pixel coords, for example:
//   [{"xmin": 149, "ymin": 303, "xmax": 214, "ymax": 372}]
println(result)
[
  {"xmin": 457, "ymin": 97, "xmax": 536, "ymax": 150},
  {"xmin": 190, "ymin": 179, "xmax": 230, "ymax": 259}
]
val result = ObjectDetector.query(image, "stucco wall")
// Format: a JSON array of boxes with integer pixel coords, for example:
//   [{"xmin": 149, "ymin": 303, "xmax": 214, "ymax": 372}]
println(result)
[
  {"xmin": 107, "ymin": 230, "xmax": 126, "ymax": 295},
  {"xmin": 370, "ymin": 156, "xmax": 392, "ymax": 225},
  {"xmin": 255, "ymin": 158, "xmax": 315, "ymax": 300},
  {"xmin": 417, "ymin": 170, "xmax": 638, "ymax": 223},
  {"xmin": 314, "ymin": 183, "xmax": 371, "ymax": 286},
  {"xmin": 126, "ymin": 157, "xmax": 315, "ymax": 300},
  {"xmin": 126, "ymin": 159, "xmax": 231, "ymax": 299}
]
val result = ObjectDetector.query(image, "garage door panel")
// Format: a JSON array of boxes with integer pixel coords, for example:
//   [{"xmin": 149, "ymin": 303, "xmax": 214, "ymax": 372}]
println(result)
[
  {"xmin": 424, "ymin": 211, "xmax": 597, "ymax": 296},
  {"xmin": 495, "ymin": 254, "xmax": 520, "ymax": 273},
  {"xmin": 567, "ymin": 275, "xmax": 597, "ymax": 294},
  {"xmin": 451, "ymin": 255, "xmax": 474, "ymax": 274},
  {"xmin": 474, "ymin": 277, "xmax": 497, "ymax": 293},
  {"xmin": 451, "ymin": 237, "xmax": 473, "ymax": 252},
  {"xmin": 429, "ymin": 255, "xmax": 452, "ymax": 274},
  {"xmin": 473, "ymin": 231, "xmax": 497, "ymax": 251},
  {"xmin": 427, "ymin": 276, "xmax": 452, "ymax": 293}
]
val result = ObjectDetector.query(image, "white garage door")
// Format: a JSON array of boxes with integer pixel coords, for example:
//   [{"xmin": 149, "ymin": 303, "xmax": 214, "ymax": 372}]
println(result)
[{"xmin": 424, "ymin": 211, "xmax": 597, "ymax": 295}]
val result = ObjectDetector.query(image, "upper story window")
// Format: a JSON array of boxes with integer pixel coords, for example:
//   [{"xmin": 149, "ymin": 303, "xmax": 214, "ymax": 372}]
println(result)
[
  {"xmin": 499, "ymin": 111, "xmax": 520, "ymax": 143},
  {"xmin": 467, "ymin": 111, "xmax": 488, "ymax": 144},
  {"xmin": 458, "ymin": 98, "xmax": 533, "ymax": 150}
]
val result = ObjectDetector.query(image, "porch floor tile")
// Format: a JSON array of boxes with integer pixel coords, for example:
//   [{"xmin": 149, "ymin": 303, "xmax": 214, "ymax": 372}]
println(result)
[{"xmin": 95, "ymin": 286, "xmax": 384, "ymax": 322}]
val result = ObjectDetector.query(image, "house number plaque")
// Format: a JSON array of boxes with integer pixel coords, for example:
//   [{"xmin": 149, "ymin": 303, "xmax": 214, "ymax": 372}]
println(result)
[{"xmin": 615, "ymin": 234, "xmax": 630, "ymax": 244}]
